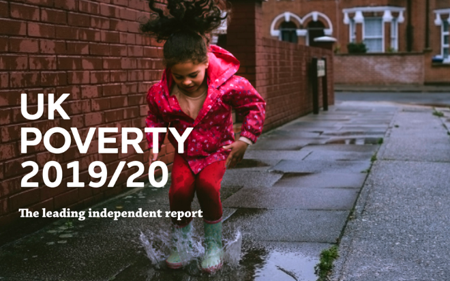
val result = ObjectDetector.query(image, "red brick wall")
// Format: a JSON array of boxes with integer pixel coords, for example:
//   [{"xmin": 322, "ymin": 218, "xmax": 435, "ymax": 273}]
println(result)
[
  {"xmin": 334, "ymin": 53, "xmax": 424, "ymax": 85},
  {"xmin": 228, "ymin": 0, "xmax": 334, "ymax": 132},
  {"xmin": 257, "ymin": 39, "xmax": 334, "ymax": 131},
  {"xmin": 262, "ymin": 0, "xmax": 450, "ymax": 85},
  {"xmin": 0, "ymin": 0, "xmax": 171, "ymax": 228}
]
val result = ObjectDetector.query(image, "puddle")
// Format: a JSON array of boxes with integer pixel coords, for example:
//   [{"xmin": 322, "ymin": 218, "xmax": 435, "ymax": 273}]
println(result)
[
  {"xmin": 139, "ymin": 224, "xmax": 243, "ymax": 276},
  {"xmin": 326, "ymin": 137, "xmax": 380, "ymax": 145},
  {"xmin": 253, "ymin": 251, "xmax": 318, "ymax": 281}
]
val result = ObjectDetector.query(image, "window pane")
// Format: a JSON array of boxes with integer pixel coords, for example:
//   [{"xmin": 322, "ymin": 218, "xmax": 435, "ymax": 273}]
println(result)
[
  {"xmin": 444, "ymin": 47, "xmax": 449, "ymax": 58},
  {"xmin": 364, "ymin": 18, "xmax": 382, "ymax": 36},
  {"xmin": 444, "ymin": 21, "xmax": 449, "ymax": 32},
  {"xmin": 444, "ymin": 35, "xmax": 449, "ymax": 45},
  {"xmin": 364, "ymin": 39, "xmax": 383, "ymax": 52}
]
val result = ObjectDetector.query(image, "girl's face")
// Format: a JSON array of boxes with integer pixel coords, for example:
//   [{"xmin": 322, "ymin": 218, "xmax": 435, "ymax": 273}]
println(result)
[{"xmin": 170, "ymin": 60, "xmax": 209, "ymax": 94}]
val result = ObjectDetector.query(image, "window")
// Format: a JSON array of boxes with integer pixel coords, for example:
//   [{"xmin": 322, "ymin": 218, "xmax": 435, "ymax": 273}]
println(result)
[
  {"xmin": 391, "ymin": 18, "xmax": 398, "ymax": 51},
  {"xmin": 443, "ymin": 20, "xmax": 449, "ymax": 58},
  {"xmin": 363, "ymin": 18, "xmax": 383, "ymax": 52},
  {"xmin": 280, "ymin": 21, "xmax": 298, "ymax": 43}
]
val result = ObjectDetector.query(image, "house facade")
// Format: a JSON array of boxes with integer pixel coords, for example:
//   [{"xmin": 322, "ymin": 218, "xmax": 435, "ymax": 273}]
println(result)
[{"xmin": 262, "ymin": 0, "xmax": 450, "ymax": 85}]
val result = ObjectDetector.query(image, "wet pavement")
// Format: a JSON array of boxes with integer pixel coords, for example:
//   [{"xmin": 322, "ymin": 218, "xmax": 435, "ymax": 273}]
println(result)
[{"xmin": 1, "ymin": 99, "xmax": 448, "ymax": 280}]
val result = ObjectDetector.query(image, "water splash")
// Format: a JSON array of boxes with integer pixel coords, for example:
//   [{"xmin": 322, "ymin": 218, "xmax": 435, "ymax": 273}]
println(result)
[{"xmin": 139, "ymin": 224, "xmax": 243, "ymax": 274}]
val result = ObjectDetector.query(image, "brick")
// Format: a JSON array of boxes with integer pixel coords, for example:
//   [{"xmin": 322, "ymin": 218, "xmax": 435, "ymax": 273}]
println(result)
[
  {"xmin": 10, "ymin": 3, "xmax": 39, "ymax": 21},
  {"xmin": 41, "ymin": 8, "xmax": 67, "ymax": 24},
  {"xmin": 109, "ymin": 19, "xmax": 128, "ymax": 32},
  {"xmin": 109, "ymin": 44, "xmax": 127, "ymax": 56},
  {"xmin": 101, "ymin": 31, "xmax": 120, "ymax": 43},
  {"xmin": 0, "ymin": 197, "xmax": 7, "ymax": 215},
  {"xmin": 57, "ymin": 56, "xmax": 82, "ymax": 70},
  {"xmin": 0, "ymin": 143, "xmax": 17, "ymax": 159},
  {"xmin": 109, "ymin": 96, "xmax": 127, "ymax": 108},
  {"xmin": 102, "ymin": 84, "xmax": 121, "ymax": 96},
  {"xmin": 104, "ymin": 109, "xmax": 124, "ymax": 122},
  {"xmin": 28, "ymin": 198, "xmax": 54, "ymax": 213},
  {"xmin": 9, "ymin": 38, "xmax": 39, "ymax": 53},
  {"xmin": 0, "ymin": 55, "xmax": 28, "ymax": 70},
  {"xmin": 29, "ymin": 55, "xmax": 56, "ymax": 70},
  {"xmin": 82, "ymin": 57, "xmax": 102, "ymax": 70},
  {"xmin": 78, "ymin": 28, "xmax": 101, "ymax": 41},
  {"xmin": 79, "ymin": 0, "xmax": 100, "ymax": 14},
  {"xmin": 68, "ymin": 71, "xmax": 90, "ymax": 84},
  {"xmin": 0, "ymin": 1, "xmax": 8, "ymax": 18},
  {"xmin": 68, "ymin": 12, "xmax": 91, "ymax": 27},
  {"xmin": 127, "ymin": 45, "xmax": 143, "ymax": 57},
  {"xmin": 102, "ymin": 57, "xmax": 121, "ymax": 69},
  {"xmin": 110, "ymin": 70, "xmax": 128, "ymax": 82},
  {"xmin": 54, "ymin": 189, "xmax": 79, "ymax": 209},
  {"xmin": 90, "ymin": 43, "xmax": 110, "ymax": 56},
  {"xmin": 120, "ymin": 58, "xmax": 137, "ymax": 69},
  {"xmin": 119, "ymin": 8, "xmax": 136, "ymax": 21},
  {"xmin": 66, "ymin": 41, "xmax": 89, "ymax": 55},
  {"xmin": 10, "ymin": 72, "xmax": 40, "ymax": 88},
  {"xmin": 54, "ymin": 0, "xmax": 78, "ymax": 11},
  {"xmin": 55, "ymin": 26, "xmax": 79, "ymax": 40},
  {"xmin": 91, "ymin": 97, "xmax": 110, "ymax": 111},
  {"xmin": 100, "ymin": 3, "xmax": 118, "ymax": 17},
  {"xmin": 40, "ymin": 39, "xmax": 66, "ymax": 54},
  {"xmin": 81, "ymin": 85, "xmax": 101, "ymax": 98},
  {"xmin": 90, "ymin": 16, "xmax": 109, "ymax": 29},
  {"xmin": 28, "ymin": 22, "xmax": 55, "ymax": 38},
  {"xmin": 41, "ymin": 72, "xmax": 66, "ymax": 86},
  {"xmin": 9, "ymin": 188, "xmax": 40, "ymax": 210},
  {"xmin": 90, "ymin": 71, "xmax": 110, "ymax": 84},
  {"xmin": 120, "ymin": 32, "xmax": 135, "ymax": 44}
]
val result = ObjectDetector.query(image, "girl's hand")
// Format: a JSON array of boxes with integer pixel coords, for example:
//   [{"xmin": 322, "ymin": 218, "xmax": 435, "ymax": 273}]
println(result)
[
  {"xmin": 223, "ymin": 141, "xmax": 249, "ymax": 168},
  {"xmin": 149, "ymin": 148, "xmax": 159, "ymax": 165}
]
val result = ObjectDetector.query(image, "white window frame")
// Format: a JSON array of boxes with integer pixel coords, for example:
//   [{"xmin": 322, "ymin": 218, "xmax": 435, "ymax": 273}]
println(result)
[
  {"xmin": 442, "ymin": 20, "xmax": 449, "ymax": 58},
  {"xmin": 362, "ymin": 17, "xmax": 384, "ymax": 53},
  {"xmin": 349, "ymin": 19, "xmax": 356, "ymax": 43},
  {"xmin": 391, "ymin": 18, "xmax": 398, "ymax": 51}
]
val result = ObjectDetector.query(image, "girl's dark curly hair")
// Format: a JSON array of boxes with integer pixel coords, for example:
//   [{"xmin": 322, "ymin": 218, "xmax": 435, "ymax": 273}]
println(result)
[{"xmin": 140, "ymin": 0, "xmax": 230, "ymax": 67}]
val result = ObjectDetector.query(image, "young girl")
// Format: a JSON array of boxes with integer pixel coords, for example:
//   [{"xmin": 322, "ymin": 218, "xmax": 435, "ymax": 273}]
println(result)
[{"xmin": 141, "ymin": 0, "xmax": 266, "ymax": 273}]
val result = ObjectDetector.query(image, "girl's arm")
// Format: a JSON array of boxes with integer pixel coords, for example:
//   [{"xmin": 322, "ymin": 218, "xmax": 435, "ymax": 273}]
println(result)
[
  {"xmin": 222, "ymin": 77, "xmax": 266, "ymax": 168},
  {"xmin": 223, "ymin": 77, "xmax": 266, "ymax": 143},
  {"xmin": 145, "ymin": 86, "xmax": 168, "ymax": 162}
]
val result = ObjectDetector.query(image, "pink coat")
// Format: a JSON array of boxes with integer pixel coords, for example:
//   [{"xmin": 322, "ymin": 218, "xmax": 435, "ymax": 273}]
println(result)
[{"xmin": 145, "ymin": 45, "xmax": 266, "ymax": 174}]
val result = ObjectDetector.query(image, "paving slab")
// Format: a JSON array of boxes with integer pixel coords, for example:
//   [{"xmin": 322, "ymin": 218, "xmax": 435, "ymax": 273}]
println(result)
[
  {"xmin": 243, "ymin": 150, "xmax": 311, "ymax": 161},
  {"xmin": 247, "ymin": 139, "xmax": 314, "ymax": 150},
  {"xmin": 333, "ymin": 161, "xmax": 450, "ymax": 281},
  {"xmin": 273, "ymin": 173, "xmax": 367, "ymax": 189},
  {"xmin": 221, "ymin": 170, "xmax": 283, "ymax": 188},
  {"xmin": 303, "ymin": 149, "xmax": 375, "ymax": 161},
  {"xmin": 222, "ymin": 187, "xmax": 358, "ymax": 210},
  {"xmin": 270, "ymin": 160, "xmax": 372, "ymax": 174},
  {"xmin": 380, "ymin": 136, "xmax": 450, "ymax": 162},
  {"xmin": 225, "ymin": 209, "xmax": 349, "ymax": 243},
  {"xmin": 264, "ymin": 130, "xmax": 322, "ymax": 138},
  {"xmin": 301, "ymin": 144, "xmax": 379, "ymax": 153}
]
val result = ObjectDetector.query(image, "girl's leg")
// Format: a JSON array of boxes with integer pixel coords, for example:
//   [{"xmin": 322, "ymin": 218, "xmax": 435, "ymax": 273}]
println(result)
[
  {"xmin": 195, "ymin": 160, "xmax": 227, "ymax": 223},
  {"xmin": 195, "ymin": 160, "xmax": 226, "ymax": 273},
  {"xmin": 166, "ymin": 154, "xmax": 196, "ymax": 269},
  {"xmin": 169, "ymin": 153, "xmax": 196, "ymax": 227}
]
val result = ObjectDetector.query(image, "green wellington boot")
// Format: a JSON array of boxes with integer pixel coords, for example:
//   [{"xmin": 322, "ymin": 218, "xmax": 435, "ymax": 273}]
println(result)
[
  {"xmin": 166, "ymin": 223, "xmax": 192, "ymax": 269},
  {"xmin": 201, "ymin": 221, "xmax": 224, "ymax": 273}
]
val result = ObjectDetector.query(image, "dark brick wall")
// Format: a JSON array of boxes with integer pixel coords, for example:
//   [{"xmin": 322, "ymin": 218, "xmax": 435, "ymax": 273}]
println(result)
[{"xmin": 0, "ymin": 0, "xmax": 172, "ymax": 228}]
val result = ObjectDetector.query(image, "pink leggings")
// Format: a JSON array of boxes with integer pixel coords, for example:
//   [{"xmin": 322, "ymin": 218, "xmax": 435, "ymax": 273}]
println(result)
[{"xmin": 169, "ymin": 153, "xmax": 226, "ymax": 227}]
